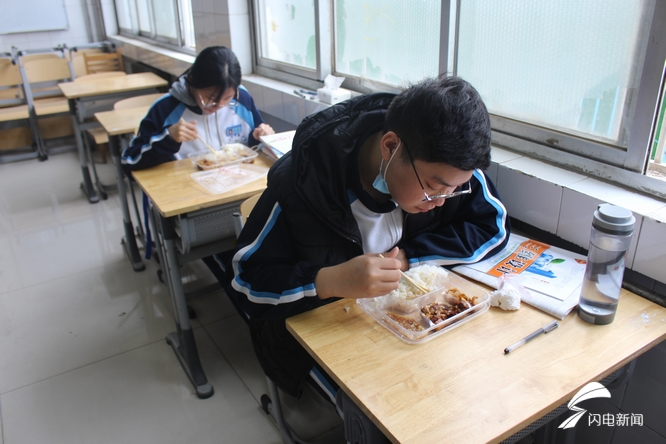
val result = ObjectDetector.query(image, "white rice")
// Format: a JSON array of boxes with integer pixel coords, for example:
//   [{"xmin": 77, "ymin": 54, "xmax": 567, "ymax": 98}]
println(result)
[
  {"xmin": 387, "ymin": 264, "xmax": 449, "ymax": 300},
  {"xmin": 204, "ymin": 144, "xmax": 251, "ymax": 163}
]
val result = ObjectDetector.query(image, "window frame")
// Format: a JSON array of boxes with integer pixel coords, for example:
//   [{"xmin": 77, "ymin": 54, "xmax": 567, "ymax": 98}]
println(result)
[
  {"xmin": 249, "ymin": 0, "xmax": 666, "ymax": 199},
  {"xmin": 114, "ymin": 0, "xmax": 196, "ymax": 55},
  {"xmin": 472, "ymin": 0, "xmax": 666, "ymax": 199},
  {"xmin": 250, "ymin": 0, "xmax": 331, "ymax": 88}
]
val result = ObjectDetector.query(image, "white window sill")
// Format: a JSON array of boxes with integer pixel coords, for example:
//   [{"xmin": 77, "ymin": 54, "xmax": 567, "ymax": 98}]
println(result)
[{"xmin": 108, "ymin": 35, "xmax": 195, "ymax": 78}]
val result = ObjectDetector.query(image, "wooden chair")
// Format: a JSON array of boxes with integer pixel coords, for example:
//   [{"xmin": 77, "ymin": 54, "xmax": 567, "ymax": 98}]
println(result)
[
  {"xmin": 73, "ymin": 72, "xmax": 129, "ymax": 162},
  {"xmin": 67, "ymin": 48, "xmax": 104, "ymax": 78},
  {"xmin": 0, "ymin": 58, "xmax": 26, "ymax": 107},
  {"xmin": 85, "ymin": 92, "xmax": 163, "ymax": 164},
  {"xmin": 114, "ymin": 92, "xmax": 165, "ymax": 263},
  {"xmin": 21, "ymin": 57, "xmax": 74, "ymax": 154},
  {"xmin": 83, "ymin": 49, "xmax": 124, "ymax": 74},
  {"xmin": 0, "ymin": 57, "xmax": 43, "ymax": 161}
]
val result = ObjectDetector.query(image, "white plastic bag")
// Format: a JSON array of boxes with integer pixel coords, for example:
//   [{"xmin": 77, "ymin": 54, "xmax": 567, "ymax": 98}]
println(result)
[{"xmin": 489, "ymin": 274, "xmax": 530, "ymax": 311}]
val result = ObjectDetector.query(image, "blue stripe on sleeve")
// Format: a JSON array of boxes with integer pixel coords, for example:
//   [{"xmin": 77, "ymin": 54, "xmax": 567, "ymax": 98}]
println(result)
[
  {"xmin": 409, "ymin": 169, "xmax": 508, "ymax": 266},
  {"xmin": 347, "ymin": 189, "xmax": 358, "ymax": 204},
  {"xmin": 235, "ymin": 86, "xmax": 256, "ymax": 129},
  {"xmin": 231, "ymin": 202, "xmax": 317, "ymax": 305},
  {"xmin": 165, "ymin": 103, "xmax": 186, "ymax": 127},
  {"xmin": 122, "ymin": 130, "xmax": 170, "ymax": 165},
  {"xmin": 121, "ymin": 102, "xmax": 185, "ymax": 165}
]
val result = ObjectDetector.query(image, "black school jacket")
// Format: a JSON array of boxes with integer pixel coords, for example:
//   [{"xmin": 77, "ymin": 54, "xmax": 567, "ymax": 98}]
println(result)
[{"xmin": 224, "ymin": 93, "xmax": 510, "ymax": 396}]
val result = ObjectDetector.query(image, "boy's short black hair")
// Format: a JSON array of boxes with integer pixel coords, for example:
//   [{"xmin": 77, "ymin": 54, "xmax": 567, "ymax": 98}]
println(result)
[{"xmin": 384, "ymin": 75, "xmax": 491, "ymax": 171}]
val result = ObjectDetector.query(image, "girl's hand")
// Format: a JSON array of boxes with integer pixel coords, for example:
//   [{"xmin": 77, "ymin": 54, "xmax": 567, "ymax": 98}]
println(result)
[
  {"xmin": 252, "ymin": 123, "xmax": 275, "ymax": 140},
  {"xmin": 168, "ymin": 119, "xmax": 198, "ymax": 143}
]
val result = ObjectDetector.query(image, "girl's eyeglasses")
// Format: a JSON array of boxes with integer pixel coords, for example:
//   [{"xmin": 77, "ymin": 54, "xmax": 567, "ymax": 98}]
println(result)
[
  {"xmin": 400, "ymin": 138, "xmax": 472, "ymax": 202},
  {"xmin": 198, "ymin": 89, "xmax": 238, "ymax": 110}
]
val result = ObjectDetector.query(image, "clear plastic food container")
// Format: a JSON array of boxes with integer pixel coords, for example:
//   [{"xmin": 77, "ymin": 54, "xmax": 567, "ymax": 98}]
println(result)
[
  {"xmin": 357, "ymin": 272, "xmax": 490, "ymax": 344},
  {"xmin": 188, "ymin": 143, "xmax": 258, "ymax": 170}
]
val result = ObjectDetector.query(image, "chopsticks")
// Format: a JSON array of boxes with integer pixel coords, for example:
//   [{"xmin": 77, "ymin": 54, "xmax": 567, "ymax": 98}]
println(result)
[
  {"xmin": 379, "ymin": 254, "xmax": 430, "ymax": 295},
  {"xmin": 196, "ymin": 134, "xmax": 217, "ymax": 155},
  {"xmin": 180, "ymin": 118, "xmax": 216, "ymax": 154}
]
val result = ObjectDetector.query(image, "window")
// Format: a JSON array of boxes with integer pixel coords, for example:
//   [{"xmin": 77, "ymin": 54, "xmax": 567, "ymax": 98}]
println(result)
[
  {"xmin": 334, "ymin": 0, "xmax": 443, "ymax": 88},
  {"xmin": 252, "ymin": 0, "xmax": 327, "ymax": 84},
  {"xmin": 455, "ymin": 0, "xmax": 666, "ymax": 195},
  {"xmin": 251, "ymin": 1, "xmax": 666, "ymax": 196},
  {"xmin": 256, "ymin": 0, "xmax": 317, "ymax": 70},
  {"xmin": 252, "ymin": 0, "xmax": 448, "ymax": 89},
  {"xmin": 114, "ymin": 0, "xmax": 195, "ymax": 52}
]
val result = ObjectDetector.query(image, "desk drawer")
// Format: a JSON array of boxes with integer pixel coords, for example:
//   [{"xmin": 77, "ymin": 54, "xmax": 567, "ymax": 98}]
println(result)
[{"xmin": 174, "ymin": 202, "xmax": 239, "ymax": 254}]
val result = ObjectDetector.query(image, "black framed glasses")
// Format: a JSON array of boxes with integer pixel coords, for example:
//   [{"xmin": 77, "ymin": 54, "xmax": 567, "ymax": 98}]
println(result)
[{"xmin": 400, "ymin": 139, "xmax": 472, "ymax": 202}]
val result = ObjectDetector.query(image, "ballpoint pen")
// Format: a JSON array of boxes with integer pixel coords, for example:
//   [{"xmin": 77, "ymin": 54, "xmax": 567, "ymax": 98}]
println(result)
[
  {"xmin": 294, "ymin": 89, "xmax": 317, "ymax": 100},
  {"xmin": 504, "ymin": 320, "xmax": 559, "ymax": 354},
  {"xmin": 294, "ymin": 89, "xmax": 316, "ymax": 100}
]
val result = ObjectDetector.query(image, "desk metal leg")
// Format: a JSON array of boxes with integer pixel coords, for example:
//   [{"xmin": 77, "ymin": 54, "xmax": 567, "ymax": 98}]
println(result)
[
  {"xmin": 68, "ymin": 99, "xmax": 98, "ymax": 204},
  {"xmin": 109, "ymin": 135, "xmax": 145, "ymax": 272},
  {"xmin": 85, "ymin": 132, "xmax": 109, "ymax": 200},
  {"xmin": 155, "ymin": 210, "xmax": 214, "ymax": 399}
]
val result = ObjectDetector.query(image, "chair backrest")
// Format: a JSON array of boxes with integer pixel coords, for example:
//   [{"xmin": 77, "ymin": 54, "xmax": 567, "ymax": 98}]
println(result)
[
  {"xmin": 22, "ymin": 57, "xmax": 72, "ymax": 100},
  {"xmin": 83, "ymin": 49, "xmax": 124, "ymax": 74},
  {"xmin": 74, "ymin": 72, "xmax": 127, "ymax": 83},
  {"xmin": 240, "ymin": 193, "xmax": 262, "ymax": 224},
  {"xmin": 0, "ymin": 58, "xmax": 25, "ymax": 107},
  {"xmin": 234, "ymin": 192, "xmax": 262, "ymax": 240},
  {"xmin": 19, "ymin": 53, "xmax": 60, "ymax": 63},
  {"xmin": 113, "ymin": 93, "xmax": 164, "ymax": 110},
  {"xmin": 68, "ymin": 48, "xmax": 103, "ymax": 77}
]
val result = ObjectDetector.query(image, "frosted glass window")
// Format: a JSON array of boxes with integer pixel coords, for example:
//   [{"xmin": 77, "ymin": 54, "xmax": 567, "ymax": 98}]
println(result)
[
  {"xmin": 457, "ymin": 0, "xmax": 653, "ymax": 146},
  {"xmin": 115, "ymin": 0, "xmax": 138, "ymax": 31},
  {"xmin": 334, "ymin": 0, "xmax": 441, "ymax": 87},
  {"xmin": 257, "ymin": 0, "xmax": 316, "ymax": 69},
  {"xmin": 136, "ymin": 0, "xmax": 152, "ymax": 34},
  {"xmin": 179, "ymin": 0, "xmax": 196, "ymax": 50},
  {"xmin": 153, "ymin": 0, "xmax": 178, "ymax": 39}
]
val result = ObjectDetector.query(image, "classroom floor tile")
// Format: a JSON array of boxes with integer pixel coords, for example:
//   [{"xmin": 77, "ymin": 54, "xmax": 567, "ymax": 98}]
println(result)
[
  {"xmin": 1, "ymin": 329, "xmax": 281, "ymax": 444},
  {"xmin": 0, "ymin": 151, "xmax": 344, "ymax": 444},
  {"xmin": 204, "ymin": 314, "xmax": 346, "ymax": 442},
  {"xmin": 0, "ymin": 259, "xmax": 175, "ymax": 394}
]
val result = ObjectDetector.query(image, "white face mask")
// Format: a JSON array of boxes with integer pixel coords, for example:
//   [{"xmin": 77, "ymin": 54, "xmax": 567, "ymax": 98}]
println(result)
[{"xmin": 372, "ymin": 141, "xmax": 401, "ymax": 195}]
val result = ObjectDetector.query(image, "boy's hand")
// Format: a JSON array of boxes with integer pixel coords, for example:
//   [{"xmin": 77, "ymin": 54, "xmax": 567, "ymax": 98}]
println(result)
[
  {"xmin": 315, "ymin": 248, "xmax": 403, "ymax": 300},
  {"xmin": 168, "ymin": 119, "xmax": 198, "ymax": 143}
]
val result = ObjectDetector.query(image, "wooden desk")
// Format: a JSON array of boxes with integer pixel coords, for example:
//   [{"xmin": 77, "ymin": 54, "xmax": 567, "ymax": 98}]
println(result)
[
  {"xmin": 59, "ymin": 72, "xmax": 168, "ymax": 203},
  {"xmin": 132, "ymin": 155, "xmax": 272, "ymax": 217},
  {"xmin": 95, "ymin": 106, "xmax": 148, "ymax": 137},
  {"xmin": 287, "ymin": 288, "xmax": 666, "ymax": 443},
  {"xmin": 95, "ymin": 106, "xmax": 151, "ymax": 272},
  {"xmin": 132, "ymin": 155, "xmax": 272, "ymax": 398}
]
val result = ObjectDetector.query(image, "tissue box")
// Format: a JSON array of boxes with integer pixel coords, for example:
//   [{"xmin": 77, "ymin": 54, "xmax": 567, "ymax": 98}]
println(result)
[{"xmin": 317, "ymin": 87, "xmax": 352, "ymax": 105}]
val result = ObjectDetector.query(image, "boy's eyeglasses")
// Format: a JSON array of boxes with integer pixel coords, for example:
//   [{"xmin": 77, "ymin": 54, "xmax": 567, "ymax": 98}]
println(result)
[
  {"xmin": 400, "ymin": 138, "xmax": 472, "ymax": 202},
  {"xmin": 198, "ymin": 89, "xmax": 238, "ymax": 110}
]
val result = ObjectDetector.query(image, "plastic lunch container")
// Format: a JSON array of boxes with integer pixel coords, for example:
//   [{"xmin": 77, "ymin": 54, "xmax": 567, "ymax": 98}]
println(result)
[
  {"xmin": 357, "ymin": 271, "xmax": 490, "ymax": 344},
  {"xmin": 188, "ymin": 143, "xmax": 258, "ymax": 170}
]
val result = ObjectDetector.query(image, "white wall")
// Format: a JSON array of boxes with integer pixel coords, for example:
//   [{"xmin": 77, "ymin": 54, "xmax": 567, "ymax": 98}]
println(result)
[
  {"xmin": 190, "ymin": 0, "xmax": 253, "ymax": 73},
  {"xmin": 0, "ymin": 0, "xmax": 91, "ymax": 54}
]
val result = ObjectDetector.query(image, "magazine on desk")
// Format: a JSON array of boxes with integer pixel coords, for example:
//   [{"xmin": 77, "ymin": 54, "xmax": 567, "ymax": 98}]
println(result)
[
  {"xmin": 453, "ymin": 234, "xmax": 587, "ymax": 319},
  {"xmin": 259, "ymin": 130, "xmax": 296, "ymax": 161}
]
